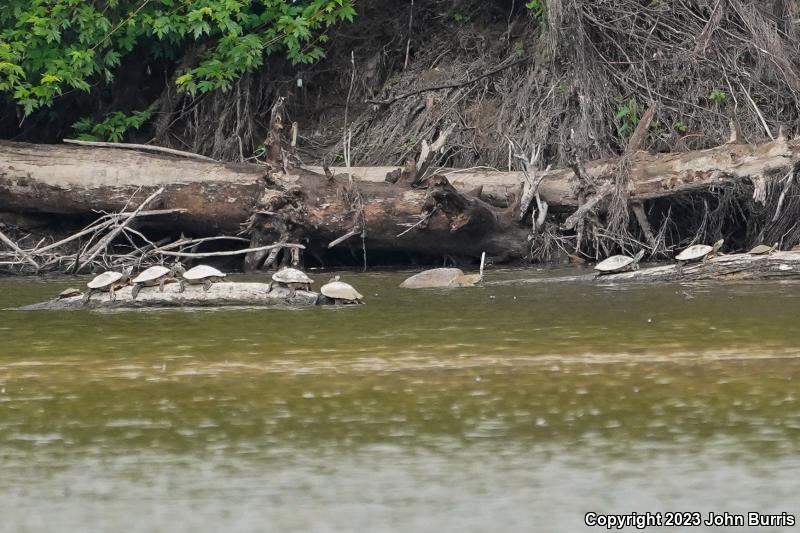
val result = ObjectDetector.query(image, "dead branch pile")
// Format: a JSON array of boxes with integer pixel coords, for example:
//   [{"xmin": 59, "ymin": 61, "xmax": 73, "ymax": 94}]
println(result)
[{"xmin": 0, "ymin": 188, "xmax": 303, "ymax": 276}]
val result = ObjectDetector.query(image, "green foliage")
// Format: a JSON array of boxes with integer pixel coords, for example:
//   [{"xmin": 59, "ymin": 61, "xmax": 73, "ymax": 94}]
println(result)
[
  {"xmin": 0, "ymin": 0, "xmax": 356, "ymax": 118},
  {"xmin": 673, "ymin": 121, "xmax": 688, "ymax": 134},
  {"xmin": 525, "ymin": 0, "xmax": 545, "ymax": 18},
  {"xmin": 72, "ymin": 108, "xmax": 154, "ymax": 142},
  {"xmin": 615, "ymin": 99, "xmax": 640, "ymax": 137},
  {"xmin": 708, "ymin": 89, "xmax": 727, "ymax": 104}
]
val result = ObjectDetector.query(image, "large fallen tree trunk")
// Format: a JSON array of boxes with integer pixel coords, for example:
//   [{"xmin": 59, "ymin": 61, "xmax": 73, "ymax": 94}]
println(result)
[
  {"xmin": 2, "ymin": 138, "xmax": 800, "ymax": 265},
  {"xmin": 0, "ymin": 141, "xmax": 532, "ymax": 262},
  {"xmin": 310, "ymin": 138, "xmax": 800, "ymax": 210}
]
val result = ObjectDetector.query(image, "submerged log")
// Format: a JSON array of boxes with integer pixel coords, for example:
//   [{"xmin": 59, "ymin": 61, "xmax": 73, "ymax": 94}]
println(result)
[
  {"xmin": 494, "ymin": 252, "xmax": 800, "ymax": 284},
  {"xmin": 598, "ymin": 252, "xmax": 800, "ymax": 282},
  {"xmin": 16, "ymin": 282, "xmax": 319, "ymax": 310}
]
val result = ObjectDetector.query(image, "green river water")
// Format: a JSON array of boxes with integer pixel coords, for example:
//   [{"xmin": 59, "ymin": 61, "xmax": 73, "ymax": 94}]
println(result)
[{"xmin": 1, "ymin": 268, "xmax": 799, "ymax": 532}]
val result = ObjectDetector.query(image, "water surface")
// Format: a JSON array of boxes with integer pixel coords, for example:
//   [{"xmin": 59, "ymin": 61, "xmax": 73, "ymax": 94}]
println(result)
[{"xmin": 1, "ymin": 269, "xmax": 799, "ymax": 532}]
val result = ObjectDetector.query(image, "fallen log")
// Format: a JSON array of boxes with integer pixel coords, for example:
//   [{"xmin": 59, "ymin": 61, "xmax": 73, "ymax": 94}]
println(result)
[
  {"xmin": 0, "ymin": 141, "xmax": 264, "ymax": 234},
  {"xmin": 16, "ymin": 282, "xmax": 320, "ymax": 310},
  {"xmin": 493, "ymin": 252, "xmax": 800, "ymax": 284},
  {"xmin": 3, "ymin": 138, "xmax": 800, "ymax": 264},
  {"xmin": 0, "ymin": 141, "xmax": 529, "ymax": 261},
  {"xmin": 308, "ymin": 137, "xmax": 800, "ymax": 211}
]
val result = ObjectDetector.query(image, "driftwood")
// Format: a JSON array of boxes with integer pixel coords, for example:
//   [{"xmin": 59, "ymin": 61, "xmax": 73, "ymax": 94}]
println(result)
[
  {"xmin": 16, "ymin": 282, "xmax": 320, "ymax": 310},
  {"xmin": 74, "ymin": 186, "xmax": 165, "ymax": 272},
  {"xmin": 493, "ymin": 252, "xmax": 800, "ymax": 285}
]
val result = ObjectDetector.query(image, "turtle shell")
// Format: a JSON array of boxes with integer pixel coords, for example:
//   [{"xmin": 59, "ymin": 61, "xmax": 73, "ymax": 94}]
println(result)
[
  {"xmin": 58, "ymin": 288, "xmax": 82, "ymax": 298},
  {"xmin": 321, "ymin": 280, "xmax": 363, "ymax": 300},
  {"xmin": 132, "ymin": 265, "xmax": 170, "ymax": 284},
  {"xmin": 183, "ymin": 265, "xmax": 225, "ymax": 281},
  {"xmin": 87, "ymin": 270, "xmax": 124, "ymax": 289},
  {"xmin": 399, "ymin": 268, "xmax": 464, "ymax": 289},
  {"xmin": 675, "ymin": 244, "xmax": 713, "ymax": 261},
  {"xmin": 595, "ymin": 255, "xmax": 635, "ymax": 273},
  {"xmin": 272, "ymin": 267, "xmax": 313, "ymax": 284},
  {"xmin": 748, "ymin": 244, "xmax": 773, "ymax": 254}
]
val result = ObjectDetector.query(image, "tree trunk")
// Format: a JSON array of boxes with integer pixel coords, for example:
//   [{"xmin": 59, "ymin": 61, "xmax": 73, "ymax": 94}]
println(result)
[{"xmin": 2, "ymin": 138, "xmax": 799, "ymax": 264}]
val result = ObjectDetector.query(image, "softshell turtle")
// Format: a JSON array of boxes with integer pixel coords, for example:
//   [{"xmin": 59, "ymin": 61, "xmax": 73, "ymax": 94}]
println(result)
[
  {"xmin": 401, "ymin": 253, "xmax": 486, "ymax": 289},
  {"xmin": 401, "ymin": 268, "xmax": 487, "ymax": 288},
  {"xmin": 319, "ymin": 275, "xmax": 363, "ymax": 305},
  {"xmin": 269, "ymin": 267, "xmax": 313, "ymax": 296},
  {"xmin": 179, "ymin": 265, "xmax": 226, "ymax": 292},
  {"xmin": 594, "ymin": 250, "xmax": 645, "ymax": 276},
  {"xmin": 400, "ymin": 268, "xmax": 464, "ymax": 289},
  {"xmin": 58, "ymin": 287, "xmax": 82, "ymax": 300},
  {"xmin": 748, "ymin": 243, "xmax": 778, "ymax": 255},
  {"xmin": 131, "ymin": 262, "xmax": 185, "ymax": 299},
  {"xmin": 84, "ymin": 267, "xmax": 132, "ymax": 303},
  {"xmin": 675, "ymin": 239, "xmax": 724, "ymax": 272}
]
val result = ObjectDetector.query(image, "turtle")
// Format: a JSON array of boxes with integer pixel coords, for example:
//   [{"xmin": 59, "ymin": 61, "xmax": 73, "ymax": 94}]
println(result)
[
  {"xmin": 594, "ymin": 250, "xmax": 645, "ymax": 276},
  {"xmin": 131, "ymin": 262, "xmax": 185, "ymax": 299},
  {"xmin": 400, "ymin": 252, "xmax": 487, "ymax": 288},
  {"xmin": 455, "ymin": 252, "xmax": 487, "ymax": 287},
  {"xmin": 400, "ymin": 267, "xmax": 487, "ymax": 289},
  {"xmin": 57, "ymin": 287, "xmax": 83, "ymax": 300},
  {"xmin": 84, "ymin": 267, "xmax": 132, "ymax": 303},
  {"xmin": 178, "ymin": 265, "xmax": 226, "ymax": 292},
  {"xmin": 319, "ymin": 275, "xmax": 363, "ymax": 305},
  {"xmin": 268, "ymin": 267, "xmax": 313, "ymax": 296},
  {"xmin": 748, "ymin": 242, "xmax": 778, "ymax": 255},
  {"xmin": 675, "ymin": 239, "xmax": 724, "ymax": 272},
  {"xmin": 400, "ymin": 268, "xmax": 464, "ymax": 289}
]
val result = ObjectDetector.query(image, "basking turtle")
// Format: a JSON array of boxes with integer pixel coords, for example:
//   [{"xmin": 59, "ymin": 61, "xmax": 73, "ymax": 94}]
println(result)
[
  {"xmin": 401, "ymin": 252, "xmax": 486, "ymax": 288},
  {"xmin": 131, "ymin": 262, "xmax": 185, "ymax": 299},
  {"xmin": 319, "ymin": 275, "xmax": 363, "ymax": 305},
  {"xmin": 84, "ymin": 267, "xmax": 132, "ymax": 303},
  {"xmin": 269, "ymin": 267, "xmax": 313, "ymax": 296},
  {"xmin": 57, "ymin": 287, "xmax": 83, "ymax": 300},
  {"xmin": 748, "ymin": 243, "xmax": 778, "ymax": 255},
  {"xmin": 179, "ymin": 265, "xmax": 226, "ymax": 292},
  {"xmin": 400, "ymin": 267, "xmax": 488, "ymax": 289},
  {"xmin": 594, "ymin": 250, "xmax": 645, "ymax": 276},
  {"xmin": 400, "ymin": 268, "xmax": 464, "ymax": 289},
  {"xmin": 675, "ymin": 239, "xmax": 724, "ymax": 271}
]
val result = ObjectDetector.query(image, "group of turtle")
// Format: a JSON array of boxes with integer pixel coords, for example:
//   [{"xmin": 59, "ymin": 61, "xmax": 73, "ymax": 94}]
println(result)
[
  {"xmin": 60, "ymin": 264, "xmax": 363, "ymax": 305},
  {"xmin": 266, "ymin": 268, "xmax": 363, "ymax": 304},
  {"xmin": 594, "ymin": 239, "xmax": 778, "ymax": 276}
]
